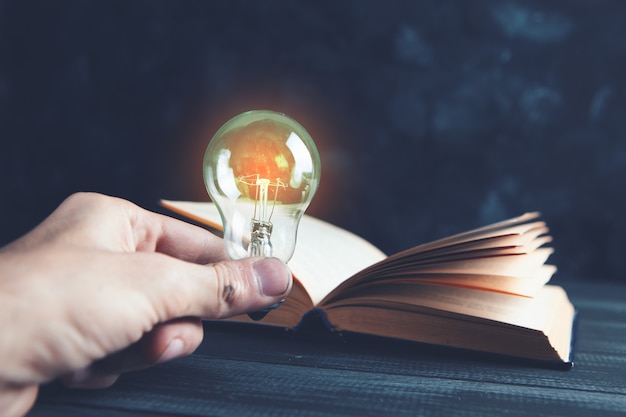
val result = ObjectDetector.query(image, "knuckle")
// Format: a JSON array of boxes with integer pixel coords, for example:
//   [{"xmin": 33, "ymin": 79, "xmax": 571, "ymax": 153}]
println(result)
[
  {"xmin": 62, "ymin": 192, "xmax": 135, "ymax": 213},
  {"xmin": 211, "ymin": 262, "xmax": 250, "ymax": 318},
  {"xmin": 63, "ymin": 192, "xmax": 105, "ymax": 208}
]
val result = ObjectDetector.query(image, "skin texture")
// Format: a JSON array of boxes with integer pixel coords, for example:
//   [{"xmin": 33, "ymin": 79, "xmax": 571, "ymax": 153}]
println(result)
[{"xmin": 0, "ymin": 192, "xmax": 293, "ymax": 417}]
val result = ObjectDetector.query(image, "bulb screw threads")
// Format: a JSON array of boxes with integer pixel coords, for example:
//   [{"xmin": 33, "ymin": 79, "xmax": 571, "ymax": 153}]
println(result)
[{"xmin": 249, "ymin": 219, "xmax": 273, "ymax": 257}]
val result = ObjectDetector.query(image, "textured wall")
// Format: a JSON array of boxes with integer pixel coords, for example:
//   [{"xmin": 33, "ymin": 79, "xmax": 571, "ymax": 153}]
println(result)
[{"xmin": 1, "ymin": 0, "xmax": 624, "ymax": 283}]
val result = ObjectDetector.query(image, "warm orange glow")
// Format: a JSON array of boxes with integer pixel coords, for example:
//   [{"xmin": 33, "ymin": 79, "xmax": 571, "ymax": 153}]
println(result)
[
  {"xmin": 221, "ymin": 120, "xmax": 304, "ymax": 204},
  {"xmin": 229, "ymin": 122, "xmax": 292, "ymax": 179},
  {"xmin": 183, "ymin": 91, "xmax": 338, "ymax": 220}
]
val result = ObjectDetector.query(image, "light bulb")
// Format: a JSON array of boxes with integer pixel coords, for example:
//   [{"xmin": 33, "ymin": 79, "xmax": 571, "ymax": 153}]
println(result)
[{"xmin": 203, "ymin": 110, "xmax": 321, "ymax": 263}]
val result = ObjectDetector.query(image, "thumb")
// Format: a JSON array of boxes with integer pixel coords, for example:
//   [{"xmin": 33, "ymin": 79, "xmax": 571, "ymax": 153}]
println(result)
[{"xmin": 151, "ymin": 256, "xmax": 293, "ymax": 321}]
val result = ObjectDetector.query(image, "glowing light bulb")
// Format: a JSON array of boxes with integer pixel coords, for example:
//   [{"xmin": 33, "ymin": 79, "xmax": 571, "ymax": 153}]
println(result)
[{"xmin": 203, "ymin": 110, "xmax": 321, "ymax": 263}]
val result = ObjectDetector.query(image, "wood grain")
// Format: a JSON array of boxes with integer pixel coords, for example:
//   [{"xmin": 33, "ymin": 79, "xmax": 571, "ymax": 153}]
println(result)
[{"xmin": 29, "ymin": 283, "xmax": 626, "ymax": 416}]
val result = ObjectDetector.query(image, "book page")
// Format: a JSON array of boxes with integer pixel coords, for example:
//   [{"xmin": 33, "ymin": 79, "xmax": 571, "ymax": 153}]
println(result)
[
  {"xmin": 289, "ymin": 215, "xmax": 386, "ymax": 304},
  {"xmin": 323, "ymin": 211, "xmax": 554, "ymax": 300},
  {"xmin": 160, "ymin": 200, "xmax": 387, "ymax": 305},
  {"xmin": 325, "ymin": 282, "xmax": 566, "ymax": 331},
  {"xmin": 377, "ymin": 248, "xmax": 554, "ymax": 278},
  {"xmin": 323, "ymin": 284, "xmax": 574, "ymax": 363},
  {"xmin": 352, "ymin": 264, "xmax": 556, "ymax": 297}
]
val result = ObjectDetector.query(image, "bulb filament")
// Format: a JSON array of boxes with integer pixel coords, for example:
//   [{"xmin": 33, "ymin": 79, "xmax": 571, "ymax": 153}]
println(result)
[{"xmin": 238, "ymin": 174, "xmax": 287, "ymax": 257}]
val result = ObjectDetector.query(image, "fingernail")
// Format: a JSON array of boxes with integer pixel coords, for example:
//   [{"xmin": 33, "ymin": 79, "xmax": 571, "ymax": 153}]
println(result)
[
  {"xmin": 157, "ymin": 338, "xmax": 185, "ymax": 364},
  {"xmin": 253, "ymin": 258, "xmax": 291, "ymax": 297}
]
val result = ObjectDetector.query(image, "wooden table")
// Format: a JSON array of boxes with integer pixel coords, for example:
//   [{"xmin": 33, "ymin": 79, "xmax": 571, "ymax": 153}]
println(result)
[{"xmin": 28, "ymin": 282, "xmax": 626, "ymax": 416}]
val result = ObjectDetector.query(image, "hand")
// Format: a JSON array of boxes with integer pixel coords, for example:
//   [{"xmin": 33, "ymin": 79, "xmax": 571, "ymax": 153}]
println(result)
[{"xmin": 0, "ymin": 192, "xmax": 292, "ymax": 417}]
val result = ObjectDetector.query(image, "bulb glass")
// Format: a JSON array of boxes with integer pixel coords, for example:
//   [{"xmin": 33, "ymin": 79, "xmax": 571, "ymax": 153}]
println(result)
[{"xmin": 203, "ymin": 110, "xmax": 321, "ymax": 262}]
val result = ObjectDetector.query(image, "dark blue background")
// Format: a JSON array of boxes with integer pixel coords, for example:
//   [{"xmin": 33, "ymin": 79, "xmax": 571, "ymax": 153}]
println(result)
[{"xmin": 1, "ymin": 0, "xmax": 624, "ymax": 284}]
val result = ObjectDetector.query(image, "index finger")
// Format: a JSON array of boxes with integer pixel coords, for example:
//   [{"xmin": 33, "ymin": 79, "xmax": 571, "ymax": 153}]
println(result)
[{"xmin": 135, "ymin": 208, "xmax": 228, "ymax": 264}]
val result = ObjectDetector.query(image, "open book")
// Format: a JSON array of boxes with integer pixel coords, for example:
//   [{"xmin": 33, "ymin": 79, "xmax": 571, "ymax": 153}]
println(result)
[{"xmin": 161, "ymin": 200, "xmax": 576, "ymax": 366}]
